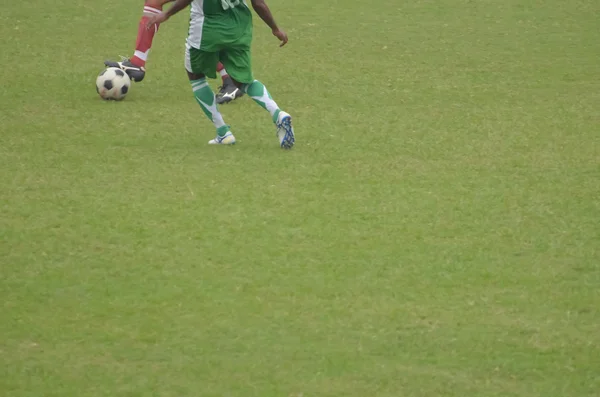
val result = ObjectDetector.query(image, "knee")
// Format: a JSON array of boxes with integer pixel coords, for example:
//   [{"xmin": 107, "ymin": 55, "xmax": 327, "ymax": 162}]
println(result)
[{"xmin": 187, "ymin": 70, "xmax": 205, "ymax": 81}]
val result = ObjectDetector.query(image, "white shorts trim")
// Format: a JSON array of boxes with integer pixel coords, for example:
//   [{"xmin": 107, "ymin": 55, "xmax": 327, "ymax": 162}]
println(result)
[{"xmin": 184, "ymin": 42, "xmax": 192, "ymax": 73}]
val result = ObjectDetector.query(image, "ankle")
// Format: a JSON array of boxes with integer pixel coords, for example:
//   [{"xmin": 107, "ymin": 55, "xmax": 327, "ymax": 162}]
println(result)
[
  {"xmin": 130, "ymin": 56, "xmax": 145, "ymax": 68},
  {"xmin": 216, "ymin": 125, "xmax": 230, "ymax": 137},
  {"xmin": 222, "ymin": 76, "xmax": 234, "ymax": 86}
]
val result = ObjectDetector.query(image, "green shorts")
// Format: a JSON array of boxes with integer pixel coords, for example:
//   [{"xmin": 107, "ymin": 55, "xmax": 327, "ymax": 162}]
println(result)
[{"xmin": 185, "ymin": 43, "xmax": 253, "ymax": 84}]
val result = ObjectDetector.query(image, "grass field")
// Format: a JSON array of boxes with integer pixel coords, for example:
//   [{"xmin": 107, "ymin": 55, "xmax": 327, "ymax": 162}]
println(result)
[{"xmin": 1, "ymin": 0, "xmax": 599, "ymax": 396}]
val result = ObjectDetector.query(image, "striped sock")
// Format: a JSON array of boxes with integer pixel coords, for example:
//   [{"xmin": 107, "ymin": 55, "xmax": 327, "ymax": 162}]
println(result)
[
  {"xmin": 130, "ymin": 5, "xmax": 163, "ymax": 67},
  {"xmin": 190, "ymin": 78, "xmax": 228, "ymax": 136},
  {"xmin": 245, "ymin": 80, "xmax": 281, "ymax": 123}
]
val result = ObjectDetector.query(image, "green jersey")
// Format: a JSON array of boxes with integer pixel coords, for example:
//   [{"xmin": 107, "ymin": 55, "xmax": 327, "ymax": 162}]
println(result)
[{"xmin": 187, "ymin": 0, "xmax": 253, "ymax": 51}]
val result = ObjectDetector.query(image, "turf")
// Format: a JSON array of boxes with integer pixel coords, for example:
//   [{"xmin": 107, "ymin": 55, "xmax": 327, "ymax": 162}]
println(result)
[{"xmin": 1, "ymin": 0, "xmax": 599, "ymax": 396}]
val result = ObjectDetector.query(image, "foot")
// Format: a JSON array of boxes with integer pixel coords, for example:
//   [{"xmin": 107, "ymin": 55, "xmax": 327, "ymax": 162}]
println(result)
[
  {"xmin": 216, "ymin": 84, "xmax": 244, "ymax": 104},
  {"xmin": 276, "ymin": 111, "xmax": 295, "ymax": 149},
  {"xmin": 208, "ymin": 131, "xmax": 236, "ymax": 145},
  {"xmin": 104, "ymin": 57, "xmax": 146, "ymax": 82}
]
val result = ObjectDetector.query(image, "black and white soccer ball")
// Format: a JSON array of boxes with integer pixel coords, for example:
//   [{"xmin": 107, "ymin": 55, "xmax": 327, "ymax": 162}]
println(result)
[{"xmin": 96, "ymin": 67, "xmax": 131, "ymax": 100}]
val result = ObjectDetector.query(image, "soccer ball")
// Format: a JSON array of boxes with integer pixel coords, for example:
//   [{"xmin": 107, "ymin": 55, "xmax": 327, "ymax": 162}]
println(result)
[{"xmin": 96, "ymin": 67, "xmax": 131, "ymax": 100}]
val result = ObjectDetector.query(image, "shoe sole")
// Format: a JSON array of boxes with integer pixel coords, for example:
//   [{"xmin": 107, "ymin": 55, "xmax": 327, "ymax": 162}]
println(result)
[
  {"xmin": 279, "ymin": 116, "xmax": 295, "ymax": 149},
  {"xmin": 209, "ymin": 136, "xmax": 236, "ymax": 145},
  {"xmin": 103, "ymin": 61, "xmax": 145, "ymax": 82},
  {"xmin": 104, "ymin": 61, "xmax": 119, "ymax": 68},
  {"xmin": 216, "ymin": 92, "xmax": 244, "ymax": 105}
]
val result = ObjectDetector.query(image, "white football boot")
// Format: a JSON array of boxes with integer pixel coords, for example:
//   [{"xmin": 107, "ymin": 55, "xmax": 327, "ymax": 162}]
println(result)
[
  {"xmin": 208, "ymin": 131, "xmax": 236, "ymax": 145},
  {"xmin": 276, "ymin": 111, "xmax": 295, "ymax": 149}
]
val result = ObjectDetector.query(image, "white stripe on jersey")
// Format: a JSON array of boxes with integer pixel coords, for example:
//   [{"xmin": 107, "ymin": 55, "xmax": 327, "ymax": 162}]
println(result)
[{"xmin": 187, "ymin": 0, "xmax": 205, "ymax": 49}]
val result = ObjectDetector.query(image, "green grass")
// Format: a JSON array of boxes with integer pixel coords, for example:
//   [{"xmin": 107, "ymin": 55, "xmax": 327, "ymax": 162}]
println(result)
[{"xmin": 1, "ymin": 0, "xmax": 599, "ymax": 396}]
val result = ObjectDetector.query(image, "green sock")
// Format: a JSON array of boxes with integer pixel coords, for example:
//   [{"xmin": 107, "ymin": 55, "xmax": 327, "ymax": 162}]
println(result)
[
  {"xmin": 190, "ymin": 78, "xmax": 228, "ymax": 136},
  {"xmin": 245, "ymin": 80, "xmax": 281, "ymax": 123}
]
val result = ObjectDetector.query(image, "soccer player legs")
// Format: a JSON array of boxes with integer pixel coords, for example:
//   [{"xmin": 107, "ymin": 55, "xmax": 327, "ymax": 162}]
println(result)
[
  {"xmin": 105, "ymin": 0, "xmax": 242, "ymax": 103},
  {"xmin": 216, "ymin": 62, "xmax": 244, "ymax": 105},
  {"xmin": 104, "ymin": 0, "xmax": 173, "ymax": 82},
  {"xmin": 147, "ymin": 0, "xmax": 295, "ymax": 149}
]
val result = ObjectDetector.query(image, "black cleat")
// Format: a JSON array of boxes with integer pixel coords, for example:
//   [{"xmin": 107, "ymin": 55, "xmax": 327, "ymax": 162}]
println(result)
[
  {"xmin": 216, "ymin": 83, "xmax": 244, "ymax": 104},
  {"xmin": 104, "ymin": 57, "xmax": 146, "ymax": 82}
]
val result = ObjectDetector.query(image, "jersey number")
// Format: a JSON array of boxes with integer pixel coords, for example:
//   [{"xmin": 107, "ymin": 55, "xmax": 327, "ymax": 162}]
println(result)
[{"xmin": 221, "ymin": 0, "xmax": 241, "ymax": 10}]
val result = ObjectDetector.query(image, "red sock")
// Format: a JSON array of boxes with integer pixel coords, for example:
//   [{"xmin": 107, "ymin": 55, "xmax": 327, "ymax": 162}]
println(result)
[
  {"xmin": 217, "ymin": 62, "xmax": 230, "ymax": 82},
  {"xmin": 130, "ymin": 4, "xmax": 163, "ymax": 67}
]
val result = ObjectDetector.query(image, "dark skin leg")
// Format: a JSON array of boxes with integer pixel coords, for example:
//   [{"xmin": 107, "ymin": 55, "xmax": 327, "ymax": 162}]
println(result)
[
  {"xmin": 187, "ymin": 71, "xmax": 244, "ymax": 89},
  {"xmin": 187, "ymin": 71, "xmax": 204, "ymax": 81}
]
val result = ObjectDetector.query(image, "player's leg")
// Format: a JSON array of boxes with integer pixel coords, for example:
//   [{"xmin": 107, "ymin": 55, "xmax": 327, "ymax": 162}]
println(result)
[
  {"xmin": 130, "ymin": 0, "xmax": 173, "ymax": 68},
  {"xmin": 215, "ymin": 62, "xmax": 244, "ymax": 104},
  {"xmin": 104, "ymin": 0, "xmax": 174, "ymax": 82},
  {"xmin": 245, "ymin": 79, "xmax": 294, "ymax": 149},
  {"xmin": 185, "ymin": 45, "xmax": 235, "ymax": 145},
  {"xmin": 222, "ymin": 47, "xmax": 295, "ymax": 149}
]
